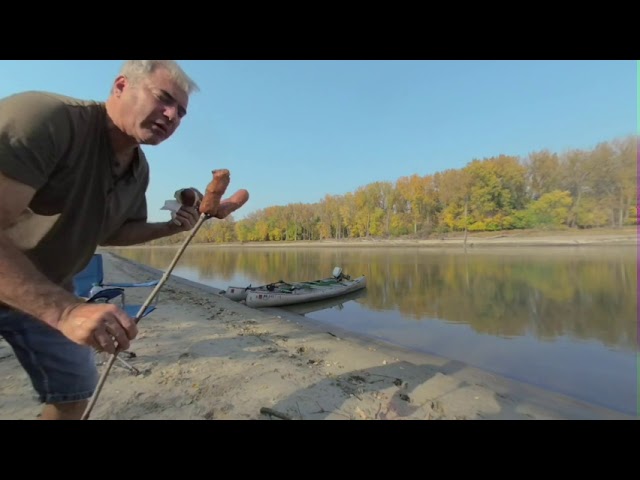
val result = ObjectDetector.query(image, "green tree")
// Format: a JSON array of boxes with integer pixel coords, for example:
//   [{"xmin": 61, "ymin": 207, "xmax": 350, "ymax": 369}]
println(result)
[{"xmin": 525, "ymin": 190, "xmax": 573, "ymax": 227}]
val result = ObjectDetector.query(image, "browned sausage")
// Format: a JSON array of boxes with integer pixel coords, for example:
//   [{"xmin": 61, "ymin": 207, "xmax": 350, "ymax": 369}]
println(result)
[
  {"xmin": 214, "ymin": 189, "xmax": 250, "ymax": 219},
  {"xmin": 199, "ymin": 169, "xmax": 230, "ymax": 216}
]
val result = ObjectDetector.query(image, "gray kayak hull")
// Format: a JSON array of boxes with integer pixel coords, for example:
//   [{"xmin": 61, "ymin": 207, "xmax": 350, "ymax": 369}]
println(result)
[{"xmin": 245, "ymin": 275, "xmax": 366, "ymax": 308}]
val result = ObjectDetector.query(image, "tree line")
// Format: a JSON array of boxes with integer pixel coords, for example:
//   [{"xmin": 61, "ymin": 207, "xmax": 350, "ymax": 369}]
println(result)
[{"xmin": 150, "ymin": 134, "xmax": 637, "ymax": 245}]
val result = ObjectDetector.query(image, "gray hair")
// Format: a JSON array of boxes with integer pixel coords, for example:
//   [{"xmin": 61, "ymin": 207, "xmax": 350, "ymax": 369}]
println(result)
[{"xmin": 118, "ymin": 60, "xmax": 200, "ymax": 95}]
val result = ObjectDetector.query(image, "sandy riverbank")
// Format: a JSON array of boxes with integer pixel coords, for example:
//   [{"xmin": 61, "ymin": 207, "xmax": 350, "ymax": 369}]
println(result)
[{"xmin": 0, "ymin": 251, "xmax": 635, "ymax": 420}]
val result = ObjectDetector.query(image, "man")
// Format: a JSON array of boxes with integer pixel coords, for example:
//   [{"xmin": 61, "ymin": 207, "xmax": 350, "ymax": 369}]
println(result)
[{"xmin": 0, "ymin": 60, "xmax": 201, "ymax": 419}]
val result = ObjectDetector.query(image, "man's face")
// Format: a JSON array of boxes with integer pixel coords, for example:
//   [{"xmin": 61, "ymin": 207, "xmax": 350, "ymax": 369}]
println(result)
[{"xmin": 118, "ymin": 67, "xmax": 189, "ymax": 145}]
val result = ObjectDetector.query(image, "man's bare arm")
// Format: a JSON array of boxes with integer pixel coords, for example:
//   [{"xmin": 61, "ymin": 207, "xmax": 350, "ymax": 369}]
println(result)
[
  {"xmin": 101, "ymin": 206, "xmax": 199, "ymax": 246},
  {"xmin": 101, "ymin": 221, "xmax": 180, "ymax": 246},
  {"xmin": 104, "ymin": 184, "xmax": 251, "ymax": 247},
  {"xmin": 0, "ymin": 172, "xmax": 138, "ymax": 351},
  {"xmin": 0, "ymin": 173, "xmax": 79, "ymax": 329}
]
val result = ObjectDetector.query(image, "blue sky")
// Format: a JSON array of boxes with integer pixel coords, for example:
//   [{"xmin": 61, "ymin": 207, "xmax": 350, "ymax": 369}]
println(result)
[{"xmin": 0, "ymin": 60, "xmax": 634, "ymax": 222}]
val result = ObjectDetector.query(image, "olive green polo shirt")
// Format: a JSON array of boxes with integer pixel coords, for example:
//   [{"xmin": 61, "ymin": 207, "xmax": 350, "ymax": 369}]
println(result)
[{"xmin": 0, "ymin": 91, "xmax": 149, "ymax": 290}]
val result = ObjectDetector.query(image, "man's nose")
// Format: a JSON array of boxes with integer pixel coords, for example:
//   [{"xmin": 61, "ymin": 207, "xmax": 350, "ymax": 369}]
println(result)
[{"xmin": 164, "ymin": 105, "xmax": 180, "ymax": 122}]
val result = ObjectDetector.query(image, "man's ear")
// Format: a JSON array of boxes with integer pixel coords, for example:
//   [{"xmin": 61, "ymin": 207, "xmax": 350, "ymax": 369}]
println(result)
[{"xmin": 112, "ymin": 75, "xmax": 128, "ymax": 97}]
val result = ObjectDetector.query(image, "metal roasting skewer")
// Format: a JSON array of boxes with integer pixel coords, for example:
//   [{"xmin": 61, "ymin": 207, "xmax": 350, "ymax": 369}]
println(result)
[
  {"xmin": 81, "ymin": 213, "xmax": 209, "ymax": 420},
  {"xmin": 81, "ymin": 170, "xmax": 233, "ymax": 420}
]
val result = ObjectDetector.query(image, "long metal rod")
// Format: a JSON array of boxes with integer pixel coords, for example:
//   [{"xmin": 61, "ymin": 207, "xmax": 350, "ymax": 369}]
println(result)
[{"xmin": 81, "ymin": 213, "xmax": 209, "ymax": 420}]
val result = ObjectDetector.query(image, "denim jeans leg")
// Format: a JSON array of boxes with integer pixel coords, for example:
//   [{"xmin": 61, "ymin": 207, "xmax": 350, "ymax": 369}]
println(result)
[{"xmin": 0, "ymin": 308, "xmax": 98, "ymax": 404}]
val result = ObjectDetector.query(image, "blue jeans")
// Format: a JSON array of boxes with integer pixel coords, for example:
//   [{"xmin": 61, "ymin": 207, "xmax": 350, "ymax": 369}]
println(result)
[{"xmin": 0, "ymin": 308, "xmax": 98, "ymax": 404}]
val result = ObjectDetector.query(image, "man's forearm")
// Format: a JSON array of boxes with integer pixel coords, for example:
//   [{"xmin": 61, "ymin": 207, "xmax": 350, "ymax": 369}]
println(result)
[
  {"xmin": 0, "ymin": 233, "xmax": 79, "ymax": 329},
  {"xmin": 101, "ymin": 221, "xmax": 181, "ymax": 246}
]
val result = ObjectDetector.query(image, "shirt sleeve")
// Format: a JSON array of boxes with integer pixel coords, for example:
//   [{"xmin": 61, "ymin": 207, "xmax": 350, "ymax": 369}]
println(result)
[
  {"xmin": 125, "ymin": 148, "xmax": 150, "ymax": 223},
  {"xmin": 126, "ymin": 193, "xmax": 149, "ymax": 223},
  {"xmin": 0, "ymin": 92, "xmax": 72, "ymax": 190}
]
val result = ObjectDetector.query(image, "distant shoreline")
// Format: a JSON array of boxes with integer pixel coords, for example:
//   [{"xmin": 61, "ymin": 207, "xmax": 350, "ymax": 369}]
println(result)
[{"xmin": 135, "ymin": 227, "xmax": 637, "ymax": 249}]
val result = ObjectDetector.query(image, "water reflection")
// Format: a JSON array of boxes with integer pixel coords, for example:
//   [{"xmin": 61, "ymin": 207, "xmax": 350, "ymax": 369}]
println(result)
[
  {"xmin": 278, "ymin": 288, "xmax": 368, "ymax": 316},
  {"xmin": 110, "ymin": 245, "xmax": 637, "ymax": 415},
  {"xmin": 112, "ymin": 246, "xmax": 636, "ymax": 351}
]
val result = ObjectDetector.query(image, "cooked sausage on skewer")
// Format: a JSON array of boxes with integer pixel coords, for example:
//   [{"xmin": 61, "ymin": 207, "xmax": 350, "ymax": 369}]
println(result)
[
  {"xmin": 199, "ymin": 169, "xmax": 230, "ymax": 216},
  {"xmin": 214, "ymin": 189, "xmax": 250, "ymax": 219}
]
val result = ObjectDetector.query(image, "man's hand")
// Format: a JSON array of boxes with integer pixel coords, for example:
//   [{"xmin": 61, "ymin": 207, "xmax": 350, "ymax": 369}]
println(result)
[
  {"xmin": 57, "ymin": 302, "xmax": 138, "ymax": 354},
  {"xmin": 169, "ymin": 205, "xmax": 200, "ymax": 232}
]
